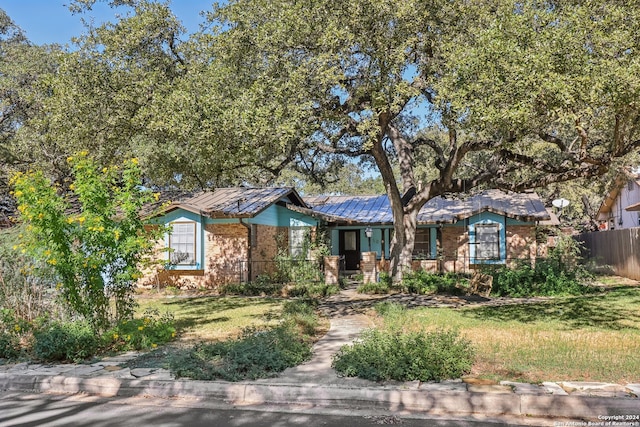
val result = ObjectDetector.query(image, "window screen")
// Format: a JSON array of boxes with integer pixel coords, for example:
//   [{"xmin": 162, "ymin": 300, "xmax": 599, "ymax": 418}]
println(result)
[
  {"xmin": 290, "ymin": 227, "xmax": 308, "ymax": 258},
  {"xmin": 413, "ymin": 228, "xmax": 430, "ymax": 258},
  {"xmin": 475, "ymin": 223, "xmax": 500, "ymax": 260}
]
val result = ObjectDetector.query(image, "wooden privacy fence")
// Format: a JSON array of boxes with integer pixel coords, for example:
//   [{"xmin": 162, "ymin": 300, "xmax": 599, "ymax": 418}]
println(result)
[{"xmin": 574, "ymin": 228, "xmax": 640, "ymax": 280}]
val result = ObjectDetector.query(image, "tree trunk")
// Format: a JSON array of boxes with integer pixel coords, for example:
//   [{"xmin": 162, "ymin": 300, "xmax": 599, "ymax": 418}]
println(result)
[{"xmin": 389, "ymin": 208, "xmax": 418, "ymax": 282}]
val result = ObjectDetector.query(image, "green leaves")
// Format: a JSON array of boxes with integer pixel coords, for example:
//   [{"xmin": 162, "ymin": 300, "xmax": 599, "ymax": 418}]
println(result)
[{"xmin": 11, "ymin": 153, "xmax": 165, "ymax": 331}]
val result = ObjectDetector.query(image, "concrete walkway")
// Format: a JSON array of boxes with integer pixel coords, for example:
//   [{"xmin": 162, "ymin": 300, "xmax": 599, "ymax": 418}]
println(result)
[{"xmin": 1, "ymin": 285, "xmax": 639, "ymax": 424}]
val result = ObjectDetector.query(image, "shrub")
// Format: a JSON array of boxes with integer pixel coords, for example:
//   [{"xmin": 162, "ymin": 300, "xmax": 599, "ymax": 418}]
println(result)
[
  {"xmin": 488, "ymin": 235, "xmax": 593, "ymax": 297},
  {"xmin": 490, "ymin": 260, "xmax": 592, "ymax": 297},
  {"xmin": 402, "ymin": 271, "xmax": 468, "ymax": 295},
  {"xmin": 11, "ymin": 154, "xmax": 166, "ymax": 331},
  {"xmin": 357, "ymin": 280, "xmax": 390, "ymax": 294},
  {"xmin": 169, "ymin": 322, "xmax": 312, "ymax": 381},
  {"xmin": 220, "ymin": 276, "xmax": 284, "ymax": 296},
  {"xmin": 0, "ymin": 227, "xmax": 56, "ymax": 324},
  {"xmin": 286, "ymin": 283, "xmax": 339, "ymax": 298},
  {"xmin": 0, "ymin": 308, "xmax": 30, "ymax": 359},
  {"xmin": 33, "ymin": 321, "xmax": 100, "ymax": 362},
  {"xmin": 332, "ymin": 328, "xmax": 474, "ymax": 382},
  {"xmin": 105, "ymin": 309, "xmax": 176, "ymax": 352},
  {"xmin": 0, "ymin": 332, "xmax": 20, "ymax": 359}
]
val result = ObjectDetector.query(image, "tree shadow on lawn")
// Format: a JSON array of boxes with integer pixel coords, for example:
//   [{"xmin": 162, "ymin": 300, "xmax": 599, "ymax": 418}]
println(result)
[
  {"xmin": 148, "ymin": 296, "xmax": 281, "ymax": 334},
  {"xmin": 462, "ymin": 286, "xmax": 640, "ymax": 331}
]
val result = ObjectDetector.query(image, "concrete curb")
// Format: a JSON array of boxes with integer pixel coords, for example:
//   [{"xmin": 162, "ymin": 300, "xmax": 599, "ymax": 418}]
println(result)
[{"xmin": 1, "ymin": 373, "xmax": 638, "ymax": 420}]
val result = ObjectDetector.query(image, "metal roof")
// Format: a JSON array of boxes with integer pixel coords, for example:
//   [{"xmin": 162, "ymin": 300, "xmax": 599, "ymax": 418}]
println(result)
[
  {"xmin": 163, "ymin": 187, "xmax": 307, "ymax": 219},
  {"xmin": 305, "ymin": 190, "xmax": 549, "ymax": 225}
]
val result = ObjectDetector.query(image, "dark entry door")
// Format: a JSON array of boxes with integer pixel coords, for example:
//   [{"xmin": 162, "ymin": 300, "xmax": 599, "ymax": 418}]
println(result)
[{"xmin": 339, "ymin": 230, "xmax": 360, "ymax": 270}]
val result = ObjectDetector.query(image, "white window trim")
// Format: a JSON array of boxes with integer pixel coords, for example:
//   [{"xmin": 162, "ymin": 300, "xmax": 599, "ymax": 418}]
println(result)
[{"xmin": 169, "ymin": 221, "xmax": 197, "ymax": 266}]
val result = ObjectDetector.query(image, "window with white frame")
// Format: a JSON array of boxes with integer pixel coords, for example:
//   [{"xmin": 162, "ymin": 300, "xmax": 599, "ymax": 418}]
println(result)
[
  {"xmin": 290, "ymin": 227, "xmax": 309, "ymax": 258},
  {"xmin": 413, "ymin": 228, "xmax": 431, "ymax": 259},
  {"xmin": 169, "ymin": 222, "xmax": 196, "ymax": 265},
  {"xmin": 475, "ymin": 223, "xmax": 500, "ymax": 261}
]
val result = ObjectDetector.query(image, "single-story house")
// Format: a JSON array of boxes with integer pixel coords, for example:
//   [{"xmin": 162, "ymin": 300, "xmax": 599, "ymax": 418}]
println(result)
[
  {"xmin": 142, "ymin": 187, "xmax": 318, "ymax": 289},
  {"xmin": 144, "ymin": 188, "xmax": 551, "ymax": 288},
  {"xmin": 597, "ymin": 169, "xmax": 640, "ymax": 230},
  {"xmin": 296, "ymin": 189, "xmax": 551, "ymax": 273}
]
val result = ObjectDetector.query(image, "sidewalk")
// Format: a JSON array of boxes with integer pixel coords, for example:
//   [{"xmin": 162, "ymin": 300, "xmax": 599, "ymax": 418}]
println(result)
[{"xmin": 1, "ymin": 287, "xmax": 639, "ymax": 424}]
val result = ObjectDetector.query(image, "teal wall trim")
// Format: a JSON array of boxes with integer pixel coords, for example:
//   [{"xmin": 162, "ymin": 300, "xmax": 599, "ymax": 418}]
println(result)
[
  {"xmin": 468, "ymin": 212, "xmax": 506, "ymax": 264},
  {"xmin": 163, "ymin": 210, "xmax": 203, "ymax": 270},
  {"xmin": 159, "ymin": 204, "xmax": 317, "ymax": 271}
]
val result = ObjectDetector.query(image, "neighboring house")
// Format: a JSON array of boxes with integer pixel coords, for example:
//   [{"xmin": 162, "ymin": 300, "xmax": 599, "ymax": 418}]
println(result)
[
  {"xmin": 295, "ymin": 189, "xmax": 550, "ymax": 273},
  {"xmin": 142, "ymin": 187, "xmax": 318, "ymax": 289},
  {"xmin": 597, "ymin": 169, "xmax": 640, "ymax": 230}
]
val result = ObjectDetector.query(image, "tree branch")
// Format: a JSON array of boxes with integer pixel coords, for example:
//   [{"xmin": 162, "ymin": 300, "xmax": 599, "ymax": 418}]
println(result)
[{"xmin": 538, "ymin": 132, "xmax": 567, "ymax": 151}]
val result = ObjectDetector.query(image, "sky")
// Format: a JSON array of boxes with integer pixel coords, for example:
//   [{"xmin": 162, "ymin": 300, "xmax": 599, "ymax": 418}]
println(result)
[{"xmin": 1, "ymin": 0, "xmax": 213, "ymax": 45}]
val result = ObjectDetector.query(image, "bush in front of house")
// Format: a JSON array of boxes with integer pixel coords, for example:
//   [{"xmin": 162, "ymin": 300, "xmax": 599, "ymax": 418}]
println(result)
[
  {"xmin": 220, "ymin": 277, "xmax": 338, "ymax": 298},
  {"xmin": 401, "ymin": 270, "xmax": 469, "ymax": 295},
  {"xmin": 0, "ymin": 308, "xmax": 31, "ymax": 360},
  {"xmin": 489, "ymin": 260, "xmax": 592, "ymax": 297},
  {"xmin": 29, "ymin": 309, "xmax": 177, "ymax": 363},
  {"xmin": 169, "ymin": 300, "xmax": 320, "ymax": 381},
  {"xmin": 104, "ymin": 309, "xmax": 176, "ymax": 352},
  {"xmin": 488, "ymin": 237, "xmax": 593, "ymax": 297},
  {"xmin": 332, "ymin": 327, "xmax": 474, "ymax": 382},
  {"xmin": 169, "ymin": 321, "xmax": 313, "ymax": 381},
  {"xmin": 33, "ymin": 320, "xmax": 100, "ymax": 362},
  {"xmin": 219, "ymin": 276, "xmax": 285, "ymax": 296},
  {"xmin": 357, "ymin": 280, "xmax": 391, "ymax": 294}
]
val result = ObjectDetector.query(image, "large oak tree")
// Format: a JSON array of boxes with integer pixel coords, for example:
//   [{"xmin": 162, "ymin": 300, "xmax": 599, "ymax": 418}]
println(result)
[{"xmin": 205, "ymin": 0, "xmax": 640, "ymax": 280}]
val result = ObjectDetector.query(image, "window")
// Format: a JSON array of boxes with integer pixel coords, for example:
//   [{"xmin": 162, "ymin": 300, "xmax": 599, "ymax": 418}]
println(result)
[
  {"xmin": 475, "ymin": 223, "xmax": 500, "ymax": 261},
  {"xmin": 413, "ymin": 228, "xmax": 431, "ymax": 259},
  {"xmin": 169, "ymin": 222, "xmax": 196, "ymax": 265},
  {"xmin": 344, "ymin": 231, "xmax": 357, "ymax": 251},
  {"xmin": 290, "ymin": 227, "xmax": 309, "ymax": 258}
]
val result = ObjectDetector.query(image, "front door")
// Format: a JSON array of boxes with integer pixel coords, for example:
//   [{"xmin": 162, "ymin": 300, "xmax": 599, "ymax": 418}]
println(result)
[{"xmin": 339, "ymin": 230, "xmax": 360, "ymax": 270}]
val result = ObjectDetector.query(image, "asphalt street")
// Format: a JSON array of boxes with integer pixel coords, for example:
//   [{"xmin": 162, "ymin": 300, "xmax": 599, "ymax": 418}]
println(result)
[{"xmin": 0, "ymin": 391, "xmax": 553, "ymax": 427}]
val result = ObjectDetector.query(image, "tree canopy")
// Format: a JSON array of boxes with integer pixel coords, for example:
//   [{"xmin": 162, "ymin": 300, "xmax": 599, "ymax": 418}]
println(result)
[
  {"xmin": 3, "ymin": 0, "xmax": 640, "ymax": 280},
  {"xmin": 205, "ymin": 0, "xmax": 640, "ymax": 278}
]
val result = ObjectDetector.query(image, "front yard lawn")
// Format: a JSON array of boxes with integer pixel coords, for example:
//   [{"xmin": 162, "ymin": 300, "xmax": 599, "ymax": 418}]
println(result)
[
  {"xmin": 133, "ymin": 281, "xmax": 640, "ymax": 384},
  {"xmin": 378, "ymin": 285, "xmax": 640, "ymax": 384},
  {"xmin": 136, "ymin": 293, "xmax": 283, "ymax": 343}
]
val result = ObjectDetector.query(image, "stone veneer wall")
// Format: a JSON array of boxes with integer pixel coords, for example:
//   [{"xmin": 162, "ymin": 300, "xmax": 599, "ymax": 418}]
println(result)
[
  {"xmin": 441, "ymin": 227, "xmax": 469, "ymax": 272},
  {"xmin": 251, "ymin": 225, "xmax": 289, "ymax": 281},
  {"xmin": 204, "ymin": 223, "xmax": 248, "ymax": 286},
  {"xmin": 436, "ymin": 225, "xmax": 537, "ymax": 273},
  {"xmin": 506, "ymin": 225, "xmax": 537, "ymax": 267}
]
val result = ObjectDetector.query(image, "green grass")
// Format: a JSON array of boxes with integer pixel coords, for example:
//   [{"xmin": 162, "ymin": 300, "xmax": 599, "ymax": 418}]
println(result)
[
  {"xmin": 135, "ymin": 294, "xmax": 283, "ymax": 342},
  {"xmin": 374, "ymin": 285, "xmax": 640, "ymax": 384},
  {"xmin": 133, "ymin": 282, "xmax": 640, "ymax": 384}
]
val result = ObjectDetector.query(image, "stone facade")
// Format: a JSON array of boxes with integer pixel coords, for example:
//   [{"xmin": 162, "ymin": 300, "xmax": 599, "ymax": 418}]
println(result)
[
  {"xmin": 142, "ymin": 223, "xmax": 294, "ymax": 290},
  {"xmin": 361, "ymin": 251, "xmax": 377, "ymax": 284},
  {"xmin": 506, "ymin": 225, "xmax": 537, "ymax": 267},
  {"xmin": 441, "ymin": 227, "xmax": 469, "ymax": 273},
  {"xmin": 249, "ymin": 224, "xmax": 289, "ymax": 281},
  {"xmin": 428, "ymin": 225, "xmax": 536, "ymax": 273},
  {"xmin": 204, "ymin": 223, "xmax": 248, "ymax": 285},
  {"xmin": 324, "ymin": 255, "xmax": 341, "ymax": 285}
]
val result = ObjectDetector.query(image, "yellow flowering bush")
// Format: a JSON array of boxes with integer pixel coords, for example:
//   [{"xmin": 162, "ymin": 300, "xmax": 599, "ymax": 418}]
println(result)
[{"xmin": 11, "ymin": 153, "xmax": 167, "ymax": 332}]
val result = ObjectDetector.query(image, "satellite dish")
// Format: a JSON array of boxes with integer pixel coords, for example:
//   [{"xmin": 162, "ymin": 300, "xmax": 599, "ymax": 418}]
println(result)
[{"xmin": 552, "ymin": 198, "xmax": 570, "ymax": 209}]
